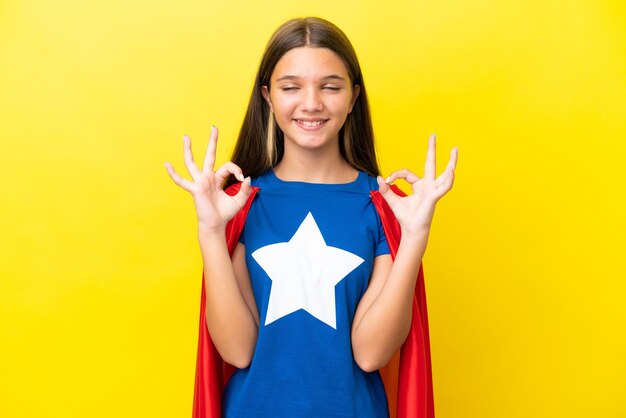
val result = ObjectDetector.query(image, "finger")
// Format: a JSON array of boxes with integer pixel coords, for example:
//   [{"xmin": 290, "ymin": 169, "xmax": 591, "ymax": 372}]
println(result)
[
  {"xmin": 183, "ymin": 134, "xmax": 203, "ymax": 180},
  {"xmin": 164, "ymin": 162, "xmax": 194, "ymax": 192},
  {"xmin": 231, "ymin": 176, "xmax": 253, "ymax": 208},
  {"xmin": 447, "ymin": 146, "xmax": 458, "ymax": 171},
  {"xmin": 377, "ymin": 175, "xmax": 390, "ymax": 194},
  {"xmin": 377, "ymin": 175, "xmax": 402, "ymax": 207},
  {"xmin": 202, "ymin": 125, "xmax": 218, "ymax": 174},
  {"xmin": 424, "ymin": 133, "xmax": 436, "ymax": 180},
  {"xmin": 215, "ymin": 161, "xmax": 245, "ymax": 183},
  {"xmin": 435, "ymin": 147, "xmax": 458, "ymax": 188},
  {"xmin": 435, "ymin": 166, "xmax": 455, "ymax": 199},
  {"xmin": 385, "ymin": 169, "xmax": 421, "ymax": 185}
]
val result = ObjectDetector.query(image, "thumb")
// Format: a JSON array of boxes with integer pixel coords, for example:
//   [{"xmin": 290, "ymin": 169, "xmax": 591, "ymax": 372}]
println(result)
[
  {"xmin": 377, "ymin": 176, "xmax": 389, "ymax": 194},
  {"xmin": 232, "ymin": 177, "xmax": 253, "ymax": 208},
  {"xmin": 377, "ymin": 176, "xmax": 401, "ymax": 207}
]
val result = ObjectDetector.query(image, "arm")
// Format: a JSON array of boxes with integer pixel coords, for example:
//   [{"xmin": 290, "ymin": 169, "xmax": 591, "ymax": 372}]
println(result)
[
  {"xmin": 351, "ymin": 233, "xmax": 427, "ymax": 372},
  {"xmin": 351, "ymin": 134, "xmax": 458, "ymax": 372},
  {"xmin": 198, "ymin": 228, "xmax": 259, "ymax": 368},
  {"xmin": 165, "ymin": 126, "xmax": 257, "ymax": 368}
]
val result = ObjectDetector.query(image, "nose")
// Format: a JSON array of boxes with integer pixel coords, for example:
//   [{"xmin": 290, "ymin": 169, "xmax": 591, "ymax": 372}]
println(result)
[{"xmin": 301, "ymin": 86, "xmax": 324, "ymax": 112}]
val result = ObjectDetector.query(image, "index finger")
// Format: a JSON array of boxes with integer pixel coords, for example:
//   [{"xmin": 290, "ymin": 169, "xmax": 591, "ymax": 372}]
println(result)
[{"xmin": 202, "ymin": 125, "xmax": 218, "ymax": 173}]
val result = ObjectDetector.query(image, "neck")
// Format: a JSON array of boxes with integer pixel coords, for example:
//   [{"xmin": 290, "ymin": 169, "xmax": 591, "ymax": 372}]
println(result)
[{"xmin": 274, "ymin": 141, "xmax": 357, "ymax": 184}]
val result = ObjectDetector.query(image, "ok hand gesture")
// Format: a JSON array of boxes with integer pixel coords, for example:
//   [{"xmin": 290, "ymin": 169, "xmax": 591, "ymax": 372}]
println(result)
[
  {"xmin": 164, "ymin": 127, "xmax": 252, "ymax": 233},
  {"xmin": 378, "ymin": 134, "xmax": 458, "ymax": 236}
]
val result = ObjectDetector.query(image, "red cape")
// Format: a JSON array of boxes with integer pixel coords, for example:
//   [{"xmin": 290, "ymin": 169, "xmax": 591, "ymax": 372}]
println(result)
[{"xmin": 192, "ymin": 183, "xmax": 435, "ymax": 418}]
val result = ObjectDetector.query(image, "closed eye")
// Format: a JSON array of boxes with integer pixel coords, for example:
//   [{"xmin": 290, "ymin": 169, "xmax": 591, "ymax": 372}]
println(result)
[{"xmin": 280, "ymin": 86, "xmax": 341, "ymax": 92}]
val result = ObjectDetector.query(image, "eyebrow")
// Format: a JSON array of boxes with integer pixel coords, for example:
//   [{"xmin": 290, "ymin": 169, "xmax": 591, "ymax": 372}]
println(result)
[{"xmin": 275, "ymin": 74, "xmax": 347, "ymax": 82}]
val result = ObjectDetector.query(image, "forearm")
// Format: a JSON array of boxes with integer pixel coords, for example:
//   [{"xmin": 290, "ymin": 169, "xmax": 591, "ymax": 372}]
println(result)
[
  {"xmin": 352, "ymin": 230, "xmax": 428, "ymax": 371},
  {"xmin": 199, "ymin": 226, "xmax": 258, "ymax": 368}
]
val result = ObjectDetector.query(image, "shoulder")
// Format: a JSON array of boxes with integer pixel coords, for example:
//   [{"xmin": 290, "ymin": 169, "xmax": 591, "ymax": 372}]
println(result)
[
  {"xmin": 365, "ymin": 173, "xmax": 380, "ymax": 192},
  {"xmin": 249, "ymin": 169, "xmax": 274, "ymax": 188}
]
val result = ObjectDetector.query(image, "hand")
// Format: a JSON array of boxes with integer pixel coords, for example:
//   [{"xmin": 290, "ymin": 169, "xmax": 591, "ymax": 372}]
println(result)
[
  {"xmin": 378, "ymin": 134, "xmax": 458, "ymax": 236},
  {"xmin": 164, "ymin": 126, "xmax": 252, "ymax": 233}
]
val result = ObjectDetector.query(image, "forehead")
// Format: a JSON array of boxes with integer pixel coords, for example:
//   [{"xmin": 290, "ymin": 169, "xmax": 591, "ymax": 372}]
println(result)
[{"xmin": 271, "ymin": 47, "xmax": 350, "ymax": 80}]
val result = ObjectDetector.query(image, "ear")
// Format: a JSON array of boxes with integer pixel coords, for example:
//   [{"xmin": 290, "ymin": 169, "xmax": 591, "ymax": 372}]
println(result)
[
  {"xmin": 348, "ymin": 85, "xmax": 360, "ymax": 113},
  {"xmin": 261, "ymin": 86, "xmax": 273, "ymax": 112}
]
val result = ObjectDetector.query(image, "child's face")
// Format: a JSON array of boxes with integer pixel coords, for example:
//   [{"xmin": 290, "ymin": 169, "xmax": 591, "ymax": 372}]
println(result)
[{"xmin": 262, "ymin": 47, "xmax": 360, "ymax": 155}]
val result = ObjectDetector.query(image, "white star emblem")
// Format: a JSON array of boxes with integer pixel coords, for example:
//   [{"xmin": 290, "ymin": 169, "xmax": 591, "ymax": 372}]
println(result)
[{"xmin": 251, "ymin": 212, "xmax": 364, "ymax": 329}]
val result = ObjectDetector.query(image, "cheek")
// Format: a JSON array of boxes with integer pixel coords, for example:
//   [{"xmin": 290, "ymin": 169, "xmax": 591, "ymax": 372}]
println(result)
[
  {"xmin": 271, "ymin": 97, "xmax": 298, "ymax": 118},
  {"xmin": 328, "ymin": 95, "xmax": 353, "ymax": 113}
]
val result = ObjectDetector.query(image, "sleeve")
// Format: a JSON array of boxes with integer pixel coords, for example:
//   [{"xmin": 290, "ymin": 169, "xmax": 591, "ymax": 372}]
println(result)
[
  {"xmin": 367, "ymin": 174, "xmax": 390, "ymax": 257},
  {"xmin": 374, "ymin": 212, "xmax": 390, "ymax": 257}
]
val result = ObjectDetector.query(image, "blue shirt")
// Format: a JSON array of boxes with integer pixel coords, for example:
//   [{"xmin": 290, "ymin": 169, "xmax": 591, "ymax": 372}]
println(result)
[{"xmin": 222, "ymin": 170, "xmax": 390, "ymax": 418}]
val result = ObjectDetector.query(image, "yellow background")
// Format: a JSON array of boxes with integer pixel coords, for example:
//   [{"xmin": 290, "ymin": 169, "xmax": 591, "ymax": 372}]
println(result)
[{"xmin": 1, "ymin": 0, "xmax": 624, "ymax": 417}]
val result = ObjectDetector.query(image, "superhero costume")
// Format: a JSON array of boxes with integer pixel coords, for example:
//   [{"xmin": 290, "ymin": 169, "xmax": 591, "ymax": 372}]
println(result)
[{"xmin": 191, "ymin": 181, "xmax": 435, "ymax": 418}]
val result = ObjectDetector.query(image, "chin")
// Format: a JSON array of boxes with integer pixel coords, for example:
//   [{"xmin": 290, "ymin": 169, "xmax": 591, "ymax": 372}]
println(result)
[{"xmin": 285, "ymin": 132, "xmax": 338, "ymax": 150}]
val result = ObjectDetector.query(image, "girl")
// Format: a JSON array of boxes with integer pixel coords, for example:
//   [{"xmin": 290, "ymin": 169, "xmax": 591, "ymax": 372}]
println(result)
[{"xmin": 165, "ymin": 17, "xmax": 457, "ymax": 418}]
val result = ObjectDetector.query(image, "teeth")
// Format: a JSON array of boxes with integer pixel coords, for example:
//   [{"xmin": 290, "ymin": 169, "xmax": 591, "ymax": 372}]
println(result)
[{"xmin": 298, "ymin": 120, "xmax": 326, "ymax": 127}]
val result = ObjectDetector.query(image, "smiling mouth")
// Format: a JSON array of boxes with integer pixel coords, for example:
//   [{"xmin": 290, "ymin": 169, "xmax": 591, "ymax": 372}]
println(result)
[{"xmin": 295, "ymin": 119, "xmax": 329, "ymax": 127}]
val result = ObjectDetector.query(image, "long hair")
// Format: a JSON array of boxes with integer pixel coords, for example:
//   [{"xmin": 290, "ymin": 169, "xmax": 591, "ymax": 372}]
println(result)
[{"xmin": 225, "ymin": 17, "xmax": 380, "ymax": 188}]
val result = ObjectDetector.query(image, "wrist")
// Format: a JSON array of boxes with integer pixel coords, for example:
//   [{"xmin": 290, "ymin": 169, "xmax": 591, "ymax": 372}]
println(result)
[
  {"xmin": 399, "ymin": 226, "xmax": 430, "ymax": 242},
  {"xmin": 197, "ymin": 222, "xmax": 227, "ymax": 237}
]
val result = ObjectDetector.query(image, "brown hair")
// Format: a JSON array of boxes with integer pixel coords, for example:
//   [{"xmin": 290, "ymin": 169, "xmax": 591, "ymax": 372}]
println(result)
[{"xmin": 225, "ymin": 17, "xmax": 380, "ymax": 188}]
